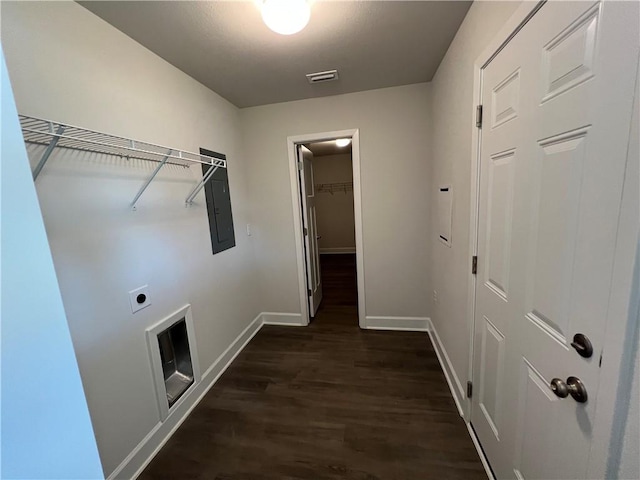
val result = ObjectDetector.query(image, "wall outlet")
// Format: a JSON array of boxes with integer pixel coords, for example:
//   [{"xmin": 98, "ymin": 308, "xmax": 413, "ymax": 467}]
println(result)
[
  {"xmin": 433, "ymin": 290, "xmax": 438, "ymax": 304},
  {"xmin": 129, "ymin": 285, "xmax": 151, "ymax": 313}
]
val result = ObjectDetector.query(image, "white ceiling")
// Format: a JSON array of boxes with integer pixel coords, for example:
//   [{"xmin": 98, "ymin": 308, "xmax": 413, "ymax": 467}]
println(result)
[{"xmin": 79, "ymin": 1, "xmax": 472, "ymax": 108}]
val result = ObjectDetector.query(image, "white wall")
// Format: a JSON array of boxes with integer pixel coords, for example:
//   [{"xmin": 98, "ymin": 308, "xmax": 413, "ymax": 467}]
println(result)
[
  {"xmin": 428, "ymin": 0, "xmax": 521, "ymax": 407},
  {"xmin": 313, "ymin": 153, "xmax": 355, "ymax": 253},
  {"xmin": 1, "ymin": 2, "xmax": 260, "ymax": 477},
  {"xmin": 619, "ymin": 332, "xmax": 640, "ymax": 479},
  {"xmin": 0, "ymin": 49, "xmax": 104, "ymax": 480},
  {"xmin": 610, "ymin": 60, "xmax": 640, "ymax": 480},
  {"xmin": 617, "ymin": 119, "xmax": 640, "ymax": 480},
  {"xmin": 242, "ymin": 83, "xmax": 430, "ymax": 320}
]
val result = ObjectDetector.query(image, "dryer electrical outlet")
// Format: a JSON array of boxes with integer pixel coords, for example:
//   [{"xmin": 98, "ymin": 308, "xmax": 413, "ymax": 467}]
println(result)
[{"xmin": 129, "ymin": 285, "xmax": 151, "ymax": 313}]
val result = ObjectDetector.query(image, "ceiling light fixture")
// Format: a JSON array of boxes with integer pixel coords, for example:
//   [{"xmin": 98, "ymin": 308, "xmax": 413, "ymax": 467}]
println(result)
[
  {"xmin": 335, "ymin": 138, "xmax": 351, "ymax": 147},
  {"xmin": 261, "ymin": 0, "xmax": 311, "ymax": 36}
]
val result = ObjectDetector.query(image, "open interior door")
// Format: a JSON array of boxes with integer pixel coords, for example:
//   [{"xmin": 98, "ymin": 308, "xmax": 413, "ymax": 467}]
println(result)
[{"xmin": 298, "ymin": 145, "xmax": 322, "ymax": 317}]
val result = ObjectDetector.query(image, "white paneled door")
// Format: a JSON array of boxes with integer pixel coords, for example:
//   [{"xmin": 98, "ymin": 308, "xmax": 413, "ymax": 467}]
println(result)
[
  {"xmin": 471, "ymin": 1, "xmax": 638, "ymax": 478},
  {"xmin": 298, "ymin": 145, "xmax": 323, "ymax": 317}
]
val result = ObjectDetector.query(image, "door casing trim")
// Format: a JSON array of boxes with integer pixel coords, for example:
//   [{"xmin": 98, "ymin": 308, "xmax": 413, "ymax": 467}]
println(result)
[{"xmin": 287, "ymin": 129, "xmax": 365, "ymax": 328}]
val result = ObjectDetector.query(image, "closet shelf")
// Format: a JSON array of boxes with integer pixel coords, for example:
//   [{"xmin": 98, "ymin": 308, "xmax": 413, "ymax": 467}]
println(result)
[
  {"xmin": 19, "ymin": 115, "xmax": 226, "ymax": 208},
  {"xmin": 315, "ymin": 182, "xmax": 353, "ymax": 195}
]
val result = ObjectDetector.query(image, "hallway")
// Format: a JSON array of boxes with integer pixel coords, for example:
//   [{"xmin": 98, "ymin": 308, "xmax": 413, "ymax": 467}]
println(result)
[
  {"xmin": 140, "ymin": 255, "xmax": 484, "ymax": 479},
  {"xmin": 313, "ymin": 253, "xmax": 358, "ymax": 326}
]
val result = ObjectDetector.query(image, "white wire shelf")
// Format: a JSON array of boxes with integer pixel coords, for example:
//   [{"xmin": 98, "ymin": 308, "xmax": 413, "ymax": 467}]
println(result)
[
  {"xmin": 19, "ymin": 115, "xmax": 227, "ymax": 208},
  {"xmin": 315, "ymin": 182, "xmax": 353, "ymax": 195}
]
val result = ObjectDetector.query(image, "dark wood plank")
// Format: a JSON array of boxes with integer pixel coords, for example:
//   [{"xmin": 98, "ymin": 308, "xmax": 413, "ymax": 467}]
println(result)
[{"xmin": 139, "ymin": 254, "xmax": 485, "ymax": 480}]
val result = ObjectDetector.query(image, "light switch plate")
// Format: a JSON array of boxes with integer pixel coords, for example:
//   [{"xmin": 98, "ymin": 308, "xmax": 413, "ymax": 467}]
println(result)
[{"xmin": 129, "ymin": 285, "xmax": 151, "ymax": 313}]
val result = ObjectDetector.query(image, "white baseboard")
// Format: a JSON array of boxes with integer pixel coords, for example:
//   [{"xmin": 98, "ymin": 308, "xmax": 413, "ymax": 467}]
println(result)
[
  {"xmin": 108, "ymin": 314, "xmax": 263, "ymax": 480},
  {"xmin": 261, "ymin": 312, "xmax": 306, "ymax": 326},
  {"xmin": 108, "ymin": 313, "xmax": 474, "ymax": 480},
  {"xmin": 426, "ymin": 318, "xmax": 466, "ymax": 417},
  {"xmin": 319, "ymin": 247, "xmax": 356, "ymax": 254},
  {"xmin": 467, "ymin": 422, "xmax": 495, "ymax": 480},
  {"xmin": 364, "ymin": 316, "xmax": 430, "ymax": 331},
  {"xmin": 426, "ymin": 320, "xmax": 492, "ymax": 478}
]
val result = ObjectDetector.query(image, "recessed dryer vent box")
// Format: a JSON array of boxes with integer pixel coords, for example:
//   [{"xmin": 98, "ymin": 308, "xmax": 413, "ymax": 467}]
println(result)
[{"xmin": 146, "ymin": 305, "xmax": 201, "ymax": 421}]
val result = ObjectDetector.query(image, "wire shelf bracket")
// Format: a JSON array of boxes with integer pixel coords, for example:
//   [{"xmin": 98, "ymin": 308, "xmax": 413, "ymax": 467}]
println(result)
[
  {"xmin": 185, "ymin": 165, "xmax": 219, "ymax": 206},
  {"xmin": 130, "ymin": 149, "xmax": 172, "ymax": 210},
  {"xmin": 19, "ymin": 115, "xmax": 227, "ymax": 209},
  {"xmin": 32, "ymin": 124, "xmax": 65, "ymax": 180}
]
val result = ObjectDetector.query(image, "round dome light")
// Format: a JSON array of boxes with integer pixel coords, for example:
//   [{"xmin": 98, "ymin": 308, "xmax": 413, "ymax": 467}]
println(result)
[
  {"xmin": 335, "ymin": 138, "xmax": 351, "ymax": 147},
  {"xmin": 262, "ymin": 0, "xmax": 311, "ymax": 36}
]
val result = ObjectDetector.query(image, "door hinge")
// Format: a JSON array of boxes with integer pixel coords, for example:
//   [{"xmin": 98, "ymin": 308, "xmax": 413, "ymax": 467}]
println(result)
[
  {"xmin": 476, "ymin": 105, "xmax": 483, "ymax": 129},
  {"xmin": 308, "ymin": 288, "xmax": 312, "ymax": 297},
  {"xmin": 467, "ymin": 381, "xmax": 473, "ymax": 398},
  {"xmin": 303, "ymin": 227, "xmax": 308, "ymax": 236},
  {"xmin": 297, "ymin": 160, "xmax": 303, "ymax": 171},
  {"xmin": 472, "ymin": 255, "xmax": 478, "ymax": 275}
]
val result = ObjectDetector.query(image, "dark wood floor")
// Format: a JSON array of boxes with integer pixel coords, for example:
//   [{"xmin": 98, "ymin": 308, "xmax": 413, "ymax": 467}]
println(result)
[{"xmin": 140, "ymin": 254, "xmax": 485, "ymax": 479}]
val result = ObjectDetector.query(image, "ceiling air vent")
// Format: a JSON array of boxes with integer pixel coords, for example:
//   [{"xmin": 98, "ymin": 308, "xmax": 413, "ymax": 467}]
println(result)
[{"xmin": 306, "ymin": 70, "xmax": 339, "ymax": 84}]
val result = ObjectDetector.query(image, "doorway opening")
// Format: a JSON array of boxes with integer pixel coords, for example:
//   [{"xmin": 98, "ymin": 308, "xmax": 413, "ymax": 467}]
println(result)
[
  {"xmin": 287, "ymin": 130, "xmax": 365, "ymax": 328},
  {"xmin": 305, "ymin": 139, "xmax": 356, "ymax": 324}
]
